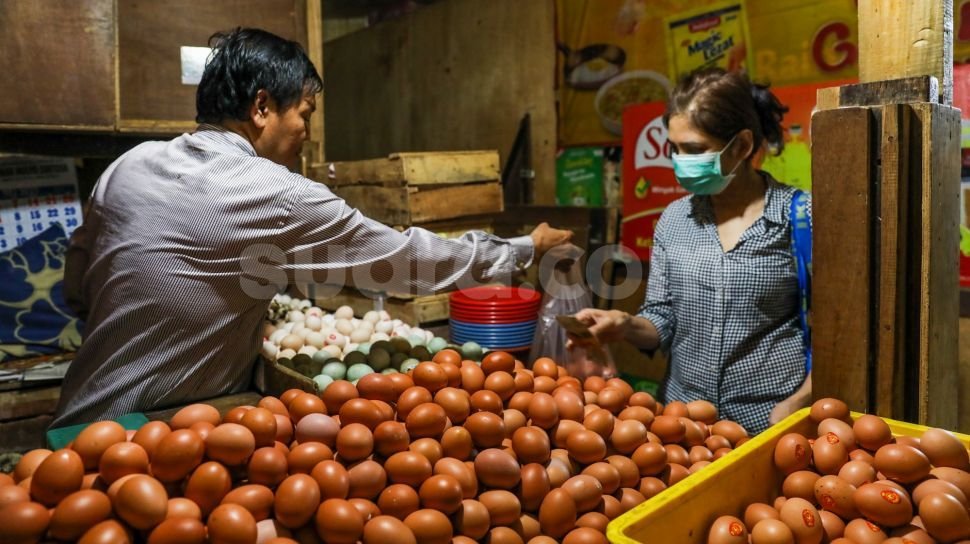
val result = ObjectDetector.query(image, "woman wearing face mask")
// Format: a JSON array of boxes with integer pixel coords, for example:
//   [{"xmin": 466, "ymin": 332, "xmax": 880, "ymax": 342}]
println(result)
[{"xmin": 572, "ymin": 68, "xmax": 810, "ymax": 434}]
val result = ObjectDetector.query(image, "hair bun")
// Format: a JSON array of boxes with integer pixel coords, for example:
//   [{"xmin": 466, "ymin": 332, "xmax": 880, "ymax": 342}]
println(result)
[{"xmin": 750, "ymin": 81, "xmax": 788, "ymax": 155}]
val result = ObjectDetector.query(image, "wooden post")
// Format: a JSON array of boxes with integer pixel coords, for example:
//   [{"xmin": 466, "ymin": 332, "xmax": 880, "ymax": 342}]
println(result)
[
  {"xmin": 307, "ymin": 0, "xmax": 325, "ymax": 165},
  {"xmin": 858, "ymin": 0, "xmax": 954, "ymax": 104}
]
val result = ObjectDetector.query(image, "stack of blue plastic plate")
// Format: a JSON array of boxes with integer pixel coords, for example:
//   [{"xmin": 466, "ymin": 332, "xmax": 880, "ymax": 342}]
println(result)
[{"xmin": 449, "ymin": 286, "xmax": 541, "ymax": 351}]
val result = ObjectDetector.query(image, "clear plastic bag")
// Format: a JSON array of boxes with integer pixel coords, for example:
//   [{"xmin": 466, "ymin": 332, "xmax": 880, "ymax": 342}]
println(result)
[{"xmin": 529, "ymin": 244, "xmax": 617, "ymax": 380}]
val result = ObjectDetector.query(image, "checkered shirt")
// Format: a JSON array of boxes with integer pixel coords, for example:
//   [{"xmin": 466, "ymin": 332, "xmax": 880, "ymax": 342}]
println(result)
[{"xmin": 639, "ymin": 174, "xmax": 811, "ymax": 434}]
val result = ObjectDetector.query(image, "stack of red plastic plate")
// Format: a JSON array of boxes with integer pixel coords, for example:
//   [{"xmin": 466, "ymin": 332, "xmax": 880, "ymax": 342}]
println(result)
[{"xmin": 449, "ymin": 286, "xmax": 542, "ymax": 351}]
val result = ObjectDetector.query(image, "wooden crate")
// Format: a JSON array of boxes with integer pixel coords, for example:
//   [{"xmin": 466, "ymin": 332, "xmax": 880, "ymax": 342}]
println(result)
[
  {"xmin": 0, "ymin": 0, "xmax": 312, "ymax": 134},
  {"xmin": 316, "ymin": 289, "xmax": 451, "ymax": 325},
  {"xmin": 312, "ymin": 151, "xmax": 504, "ymax": 225},
  {"xmin": 254, "ymin": 355, "xmax": 317, "ymax": 396}
]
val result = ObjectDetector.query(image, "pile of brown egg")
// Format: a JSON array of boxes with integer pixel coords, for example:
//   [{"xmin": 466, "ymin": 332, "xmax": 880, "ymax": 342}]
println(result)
[
  {"xmin": 707, "ymin": 398, "xmax": 970, "ymax": 544},
  {"xmin": 0, "ymin": 350, "xmax": 751, "ymax": 544}
]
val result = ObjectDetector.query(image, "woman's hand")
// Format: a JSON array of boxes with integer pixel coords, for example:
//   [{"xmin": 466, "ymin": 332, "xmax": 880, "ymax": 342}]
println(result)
[
  {"xmin": 569, "ymin": 309, "xmax": 631, "ymax": 346},
  {"xmin": 768, "ymin": 374, "xmax": 813, "ymax": 426}
]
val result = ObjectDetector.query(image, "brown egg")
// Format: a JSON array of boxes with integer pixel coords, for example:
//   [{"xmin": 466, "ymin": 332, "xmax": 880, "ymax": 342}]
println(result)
[
  {"xmin": 511, "ymin": 426, "xmax": 551, "ymax": 465},
  {"xmin": 561, "ymin": 475, "xmax": 603, "ymax": 513},
  {"xmin": 0, "ymin": 500, "xmax": 50, "ymax": 543},
  {"xmin": 30, "ymin": 448, "xmax": 84, "ymax": 506},
  {"xmin": 348, "ymin": 498, "xmax": 380, "ymax": 523},
  {"xmin": 459, "ymin": 363, "xmax": 486, "ymax": 393},
  {"xmin": 853, "ymin": 482, "xmax": 912, "ymax": 527},
  {"xmin": 385, "ymin": 451, "xmax": 433, "ymax": 486},
  {"xmin": 875, "ymin": 443, "xmax": 931, "ymax": 483},
  {"xmin": 616, "ymin": 487, "xmax": 647, "ymax": 514},
  {"xmin": 98, "ymin": 441, "xmax": 149, "ymax": 484},
  {"xmin": 711, "ymin": 420, "xmax": 748, "ymax": 446},
  {"xmin": 887, "ymin": 524, "xmax": 935, "ymax": 544},
  {"xmin": 664, "ymin": 444, "xmax": 690, "ymax": 467},
  {"xmin": 453, "ymin": 498, "xmax": 491, "ymax": 539},
  {"xmin": 403, "ymin": 508, "xmax": 452, "ymax": 544},
  {"xmin": 779, "ymin": 497, "xmax": 824, "ymax": 543},
  {"xmin": 708, "ymin": 515, "xmax": 748, "ymax": 544},
  {"xmin": 818, "ymin": 418, "xmax": 857, "ymax": 450},
  {"xmin": 376, "ymin": 484, "xmax": 420, "ymax": 520},
  {"xmin": 481, "ymin": 351, "xmax": 515, "ymax": 375},
  {"xmin": 813, "ymin": 474, "xmax": 858, "ymax": 519},
  {"xmin": 433, "ymin": 349, "xmax": 462, "ymax": 366},
  {"xmin": 582, "ymin": 462, "xmax": 621, "ymax": 495},
  {"xmin": 417, "ymin": 474, "xmax": 463, "ymax": 514},
  {"xmin": 407, "ymin": 436, "xmax": 442, "ymax": 465},
  {"xmin": 518, "ymin": 512, "xmax": 542, "ymax": 541},
  {"xmin": 640, "ymin": 475, "xmax": 669, "ymax": 499},
  {"xmin": 532, "ymin": 358, "xmax": 558, "ymax": 378},
  {"xmin": 150, "ymin": 429, "xmax": 205, "ymax": 482},
  {"xmin": 573, "ymin": 511, "xmax": 608, "ymax": 534},
  {"xmin": 475, "ymin": 448, "xmax": 521, "ymax": 489},
  {"xmin": 520, "ymin": 463, "xmax": 551, "ymax": 512},
  {"xmin": 170, "ymin": 404, "xmax": 221, "ymax": 429},
  {"xmin": 583, "ymin": 409, "xmax": 615, "ymax": 440},
  {"xmin": 813, "ymin": 510, "xmax": 844, "ymax": 541},
  {"xmin": 464, "ymin": 411, "xmax": 506, "ymax": 449},
  {"xmin": 146, "ymin": 516, "xmax": 206, "ymax": 544},
  {"xmin": 508, "ymin": 392, "xmax": 533, "ymax": 415},
  {"xmin": 478, "ymin": 489, "xmax": 521, "ymax": 525},
  {"xmin": 567, "ymin": 430, "xmax": 607, "ymax": 464},
  {"xmin": 48, "ymin": 489, "xmax": 112, "ymax": 541},
  {"xmin": 852, "ymin": 414, "xmax": 892, "ymax": 451},
  {"xmin": 334, "ymin": 423, "xmax": 373, "ymax": 462},
  {"xmin": 220, "ymin": 484, "xmax": 274, "ymax": 521},
  {"xmin": 750, "ymin": 518, "xmax": 794, "ymax": 544},
  {"xmin": 165, "ymin": 497, "xmax": 201, "ymax": 520},
  {"xmin": 774, "ymin": 433, "xmax": 813, "ymax": 475},
  {"xmin": 321, "ymin": 381, "xmax": 359, "ymax": 414},
  {"xmin": 782, "ymin": 470, "xmax": 821, "ymax": 502},
  {"xmin": 114, "ymin": 475, "xmax": 168, "ymax": 530},
  {"xmin": 73, "ymin": 421, "xmax": 127, "ymax": 470},
  {"xmin": 502, "ymin": 409, "xmax": 527, "ymax": 438},
  {"xmin": 274, "ymin": 474, "xmax": 320, "ymax": 528},
  {"xmin": 370, "ymin": 421, "xmax": 408, "ymax": 457},
  {"xmin": 386, "ymin": 372, "xmax": 415, "ymax": 398},
  {"xmin": 631, "ymin": 442, "xmax": 668, "ymax": 476},
  {"xmin": 0, "ymin": 483, "xmax": 29, "ymax": 509},
  {"xmin": 837, "ymin": 459, "xmax": 876, "ymax": 488},
  {"xmin": 337, "ymin": 399, "xmax": 380, "ymax": 431},
  {"xmin": 611, "ymin": 420, "xmax": 649, "ymax": 455},
  {"xmin": 346, "ymin": 460, "xmax": 386, "ymax": 500},
  {"xmin": 553, "ymin": 390, "xmax": 585, "ymax": 422},
  {"xmin": 223, "ymin": 406, "xmax": 252, "ymax": 425},
  {"xmin": 433, "ymin": 458, "xmax": 477, "ymax": 499},
  {"xmin": 404, "ymin": 403, "xmax": 448, "ymax": 439},
  {"xmin": 237, "ymin": 407, "xmax": 278, "ymax": 449},
  {"xmin": 77, "ymin": 519, "xmax": 133, "ymax": 544},
  {"xmin": 919, "ymin": 492, "xmax": 970, "ymax": 542},
  {"xmin": 13, "ymin": 449, "xmax": 51, "ymax": 483},
  {"xmin": 487, "ymin": 526, "xmax": 525, "ymax": 544},
  {"xmin": 468, "ymin": 390, "xmax": 503, "ymax": 415},
  {"xmin": 258, "ymin": 396, "xmax": 289, "ymax": 417},
  {"xmin": 241, "ymin": 447, "xmax": 284, "ymax": 488},
  {"xmin": 650, "ymin": 416, "xmax": 686, "ymax": 443},
  {"xmin": 411, "ymin": 362, "xmax": 448, "ymax": 394},
  {"xmin": 546, "ymin": 455, "xmax": 574, "ymax": 488},
  {"xmin": 809, "ymin": 398, "xmax": 850, "ymax": 424},
  {"xmin": 274, "ymin": 415, "xmax": 294, "ymax": 444},
  {"xmin": 280, "ymin": 390, "xmax": 304, "ymax": 407},
  {"xmin": 598, "ymin": 494, "xmax": 624, "ymax": 520},
  {"xmin": 606, "ymin": 455, "xmax": 641, "ymax": 489},
  {"xmin": 743, "ymin": 503, "xmax": 780, "ymax": 532},
  {"xmin": 912, "ymin": 478, "xmax": 968, "ymax": 507},
  {"xmin": 514, "ymin": 370, "xmax": 535, "ymax": 394},
  {"xmin": 208, "ymin": 503, "xmax": 258, "ymax": 544},
  {"xmin": 685, "ymin": 400, "xmax": 718, "ymax": 424},
  {"xmin": 665, "ymin": 463, "xmax": 691, "ymax": 486},
  {"xmin": 930, "ymin": 467, "xmax": 970, "ymax": 498},
  {"xmin": 371, "ymin": 399, "xmax": 395, "ymax": 424},
  {"xmin": 689, "ymin": 446, "xmax": 714, "ymax": 465},
  {"xmin": 288, "ymin": 393, "xmax": 327, "ymax": 424},
  {"xmin": 355, "ymin": 373, "xmax": 396, "ymax": 404},
  {"xmin": 440, "ymin": 426, "xmax": 474, "ymax": 460},
  {"xmin": 843, "ymin": 518, "xmax": 888, "ymax": 544},
  {"xmin": 538, "ymin": 488, "xmax": 577, "ymax": 538},
  {"xmin": 812, "ymin": 432, "xmax": 848, "ymax": 475},
  {"xmin": 183, "ymin": 461, "xmax": 232, "ymax": 516},
  {"xmin": 362, "ymin": 515, "xmax": 416, "ymax": 544},
  {"xmin": 204, "ymin": 423, "xmax": 256, "ymax": 466},
  {"xmin": 292, "ymin": 414, "xmax": 337, "ymax": 448},
  {"xmin": 595, "ymin": 388, "xmax": 626, "ymax": 414},
  {"xmin": 187, "ymin": 421, "xmax": 214, "ymax": 441},
  {"xmin": 548, "ymin": 420, "xmax": 582, "ymax": 450},
  {"xmin": 533, "ymin": 376, "xmax": 558, "ymax": 394},
  {"xmin": 920, "ymin": 428, "xmax": 970, "ymax": 470},
  {"xmin": 431, "ymin": 387, "xmax": 470, "ymax": 425},
  {"xmin": 483, "ymin": 371, "xmax": 515, "ymax": 402},
  {"xmin": 305, "ymin": 460, "xmax": 348, "ymax": 501}
]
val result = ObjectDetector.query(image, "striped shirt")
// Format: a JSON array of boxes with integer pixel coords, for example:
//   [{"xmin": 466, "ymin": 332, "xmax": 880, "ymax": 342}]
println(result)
[
  {"xmin": 639, "ymin": 175, "xmax": 810, "ymax": 434},
  {"xmin": 53, "ymin": 125, "xmax": 532, "ymax": 427}
]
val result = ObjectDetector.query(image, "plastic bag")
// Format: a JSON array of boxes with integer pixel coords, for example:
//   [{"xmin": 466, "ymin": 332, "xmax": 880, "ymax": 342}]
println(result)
[{"xmin": 529, "ymin": 244, "xmax": 617, "ymax": 380}]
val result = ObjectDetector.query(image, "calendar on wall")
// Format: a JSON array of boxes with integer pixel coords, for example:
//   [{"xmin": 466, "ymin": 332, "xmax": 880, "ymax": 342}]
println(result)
[{"xmin": 0, "ymin": 156, "xmax": 82, "ymax": 251}]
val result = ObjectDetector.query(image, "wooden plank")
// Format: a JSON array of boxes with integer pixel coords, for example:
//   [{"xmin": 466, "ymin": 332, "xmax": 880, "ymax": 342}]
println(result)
[
  {"xmin": 306, "ymin": 0, "xmax": 325, "ymax": 165},
  {"xmin": 327, "ymin": 185, "xmax": 411, "ymax": 226},
  {"xmin": 115, "ymin": 120, "xmax": 198, "ymax": 135},
  {"xmin": 0, "ymin": 0, "xmax": 116, "ymax": 126},
  {"xmin": 116, "ymin": 0, "xmax": 309, "ymax": 124},
  {"xmin": 325, "ymin": 151, "xmax": 501, "ymax": 187},
  {"xmin": 815, "ymin": 78, "xmax": 939, "ymax": 112},
  {"xmin": 323, "ymin": 0, "xmax": 557, "ymax": 204},
  {"xmin": 960, "ymin": 317, "xmax": 970, "ymax": 433},
  {"xmin": 408, "ymin": 182, "xmax": 504, "ymax": 224},
  {"xmin": 874, "ymin": 104, "xmax": 910, "ymax": 419},
  {"xmin": 316, "ymin": 290, "xmax": 452, "ymax": 324},
  {"xmin": 146, "ymin": 392, "xmax": 263, "ymax": 422},
  {"xmin": 911, "ymin": 103, "xmax": 961, "ymax": 428},
  {"xmin": 254, "ymin": 356, "xmax": 316, "ymax": 396},
  {"xmin": 0, "ymin": 415, "xmax": 52, "ymax": 454},
  {"xmin": 858, "ymin": 0, "xmax": 954, "ymax": 104},
  {"xmin": 810, "ymin": 107, "xmax": 874, "ymax": 412},
  {"xmin": 0, "ymin": 387, "xmax": 60, "ymax": 421}
]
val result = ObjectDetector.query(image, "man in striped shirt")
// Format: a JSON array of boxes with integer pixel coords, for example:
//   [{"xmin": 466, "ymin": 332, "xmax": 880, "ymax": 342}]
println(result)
[{"xmin": 54, "ymin": 28, "xmax": 571, "ymax": 426}]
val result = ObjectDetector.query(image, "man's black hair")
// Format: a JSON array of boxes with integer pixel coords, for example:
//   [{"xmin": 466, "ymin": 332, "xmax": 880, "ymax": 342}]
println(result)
[{"xmin": 196, "ymin": 27, "xmax": 323, "ymax": 124}]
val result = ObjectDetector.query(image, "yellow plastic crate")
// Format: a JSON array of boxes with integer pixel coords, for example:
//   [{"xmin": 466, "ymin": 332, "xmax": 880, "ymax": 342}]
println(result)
[{"xmin": 607, "ymin": 408, "xmax": 970, "ymax": 543}]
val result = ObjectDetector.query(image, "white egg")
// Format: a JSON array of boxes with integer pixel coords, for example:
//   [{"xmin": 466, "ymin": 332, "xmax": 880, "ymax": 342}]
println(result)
[
  {"xmin": 279, "ymin": 334, "xmax": 304, "ymax": 351},
  {"xmin": 298, "ymin": 345, "xmax": 318, "ymax": 356},
  {"xmin": 321, "ymin": 345, "xmax": 343, "ymax": 358},
  {"xmin": 305, "ymin": 316, "xmax": 323, "ymax": 331},
  {"xmin": 299, "ymin": 299, "xmax": 312, "ymax": 310},
  {"xmin": 306, "ymin": 306, "xmax": 324, "ymax": 317},
  {"xmin": 282, "ymin": 322, "xmax": 297, "ymax": 332},
  {"xmin": 379, "ymin": 310, "xmax": 391, "ymax": 321},
  {"xmin": 278, "ymin": 295, "xmax": 292, "ymax": 305},
  {"xmin": 335, "ymin": 319, "xmax": 354, "ymax": 336},
  {"xmin": 370, "ymin": 332, "xmax": 390, "ymax": 342},
  {"xmin": 326, "ymin": 332, "xmax": 347, "ymax": 348},
  {"xmin": 289, "ymin": 300, "xmax": 302, "ymax": 310},
  {"xmin": 305, "ymin": 332, "xmax": 326, "ymax": 349},
  {"xmin": 349, "ymin": 328, "xmax": 371, "ymax": 344},
  {"xmin": 344, "ymin": 342, "xmax": 359, "ymax": 353},
  {"xmin": 392, "ymin": 319, "xmax": 403, "ymax": 328},
  {"xmin": 287, "ymin": 310, "xmax": 306, "ymax": 323},
  {"xmin": 363, "ymin": 311, "xmax": 380, "ymax": 324},
  {"xmin": 262, "ymin": 341, "xmax": 279, "ymax": 358},
  {"xmin": 322, "ymin": 314, "xmax": 336, "ymax": 326},
  {"xmin": 269, "ymin": 329, "xmax": 289, "ymax": 345},
  {"xmin": 424, "ymin": 330, "xmax": 435, "ymax": 343},
  {"xmin": 277, "ymin": 348, "xmax": 297, "ymax": 360},
  {"xmin": 335, "ymin": 305, "xmax": 355, "ymax": 320},
  {"xmin": 296, "ymin": 327, "xmax": 312, "ymax": 340},
  {"xmin": 375, "ymin": 321, "xmax": 394, "ymax": 334}
]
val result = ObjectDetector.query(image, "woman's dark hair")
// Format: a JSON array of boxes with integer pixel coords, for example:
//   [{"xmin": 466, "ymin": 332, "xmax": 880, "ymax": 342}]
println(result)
[
  {"xmin": 196, "ymin": 28, "xmax": 323, "ymax": 124},
  {"xmin": 663, "ymin": 68, "xmax": 788, "ymax": 156}
]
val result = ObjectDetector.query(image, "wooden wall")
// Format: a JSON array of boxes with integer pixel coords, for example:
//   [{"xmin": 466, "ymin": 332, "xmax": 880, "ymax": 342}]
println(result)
[
  {"xmin": 322, "ymin": 0, "xmax": 557, "ymax": 204},
  {"xmin": 960, "ymin": 317, "xmax": 970, "ymax": 433}
]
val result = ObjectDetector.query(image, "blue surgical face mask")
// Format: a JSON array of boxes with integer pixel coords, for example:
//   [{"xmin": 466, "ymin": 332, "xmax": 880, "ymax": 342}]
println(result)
[{"xmin": 671, "ymin": 135, "xmax": 741, "ymax": 195}]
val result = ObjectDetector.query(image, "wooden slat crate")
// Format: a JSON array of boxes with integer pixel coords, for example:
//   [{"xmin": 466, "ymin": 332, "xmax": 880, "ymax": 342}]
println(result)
[
  {"xmin": 312, "ymin": 151, "xmax": 504, "ymax": 225},
  {"xmin": 315, "ymin": 289, "xmax": 451, "ymax": 325},
  {"xmin": 254, "ymin": 355, "xmax": 317, "ymax": 396}
]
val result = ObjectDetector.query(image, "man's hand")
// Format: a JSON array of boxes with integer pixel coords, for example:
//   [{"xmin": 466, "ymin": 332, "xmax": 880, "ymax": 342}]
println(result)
[{"xmin": 530, "ymin": 222, "xmax": 573, "ymax": 258}]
